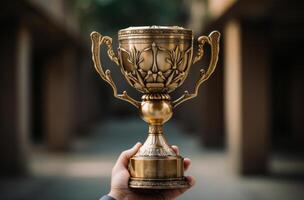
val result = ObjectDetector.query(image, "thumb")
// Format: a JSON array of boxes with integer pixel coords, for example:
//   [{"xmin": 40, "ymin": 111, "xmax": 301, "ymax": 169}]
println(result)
[{"xmin": 116, "ymin": 142, "xmax": 141, "ymax": 168}]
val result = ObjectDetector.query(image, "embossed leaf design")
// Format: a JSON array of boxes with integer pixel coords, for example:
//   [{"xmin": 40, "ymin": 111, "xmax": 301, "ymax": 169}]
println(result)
[
  {"xmin": 164, "ymin": 45, "xmax": 187, "ymax": 87},
  {"xmin": 166, "ymin": 45, "xmax": 184, "ymax": 69},
  {"xmin": 128, "ymin": 46, "xmax": 144, "ymax": 69},
  {"xmin": 120, "ymin": 46, "xmax": 148, "ymax": 92},
  {"xmin": 119, "ymin": 42, "xmax": 192, "ymax": 93}
]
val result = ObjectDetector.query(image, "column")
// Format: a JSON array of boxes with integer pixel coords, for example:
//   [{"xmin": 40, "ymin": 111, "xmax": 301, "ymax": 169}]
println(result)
[
  {"xmin": 0, "ymin": 23, "xmax": 31, "ymax": 175},
  {"xmin": 44, "ymin": 46, "xmax": 77, "ymax": 150},
  {"xmin": 224, "ymin": 19, "xmax": 270, "ymax": 174}
]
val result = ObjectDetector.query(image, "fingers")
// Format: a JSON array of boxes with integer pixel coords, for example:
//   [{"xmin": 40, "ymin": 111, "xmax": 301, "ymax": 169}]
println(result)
[
  {"xmin": 186, "ymin": 175, "xmax": 196, "ymax": 186},
  {"xmin": 116, "ymin": 142, "xmax": 142, "ymax": 168},
  {"xmin": 172, "ymin": 145, "xmax": 191, "ymax": 171},
  {"xmin": 171, "ymin": 145, "xmax": 179, "ymax": 155},
  {"xmin": 184, "ymin": 157, "xmax": 191, "ymax": 171}
]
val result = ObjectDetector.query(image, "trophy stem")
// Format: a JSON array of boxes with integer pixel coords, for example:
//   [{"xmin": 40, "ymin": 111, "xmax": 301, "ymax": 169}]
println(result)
[{"xmin": 136, "ymin": 124, "xmax": 176, "ymax": 157}]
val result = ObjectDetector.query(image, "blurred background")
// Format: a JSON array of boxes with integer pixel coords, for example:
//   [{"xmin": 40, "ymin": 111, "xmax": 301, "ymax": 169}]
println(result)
[{"xmin": 1, "ymin": 0, "xmax": 304, "ymax": 199}]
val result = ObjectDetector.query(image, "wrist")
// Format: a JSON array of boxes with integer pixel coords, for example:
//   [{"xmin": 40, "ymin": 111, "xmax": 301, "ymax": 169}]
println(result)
[{"xmin": 108, "ymin": 189, "xmax": 124, "ymax": 200}]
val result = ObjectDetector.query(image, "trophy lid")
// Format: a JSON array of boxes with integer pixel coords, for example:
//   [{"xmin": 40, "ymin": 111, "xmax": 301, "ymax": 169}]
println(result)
[{"xmin": 118, "ymin": 26, "xmax": 193, "ymax": 40}]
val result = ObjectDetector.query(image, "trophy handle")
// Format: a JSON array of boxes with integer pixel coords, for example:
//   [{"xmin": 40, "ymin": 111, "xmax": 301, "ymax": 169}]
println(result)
[
  {"xmin": 90, "ymin": 31, "xmax": 140, "ymax": 108},
  {"xmin": 172, "ymin": 31, "xmax": 220, "ymax": 108}
]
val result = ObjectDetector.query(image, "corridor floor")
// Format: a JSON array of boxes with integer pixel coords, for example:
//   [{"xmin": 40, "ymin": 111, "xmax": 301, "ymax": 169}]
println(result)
[{"xmin": 0, "ymin": 118, "xmax": 303, "ymax": 200}]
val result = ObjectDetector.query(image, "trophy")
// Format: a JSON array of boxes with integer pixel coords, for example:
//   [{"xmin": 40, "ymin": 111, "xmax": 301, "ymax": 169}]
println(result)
[{"xmin": 90, "ymin": 26, "xmax": 220, "ymax": 189}]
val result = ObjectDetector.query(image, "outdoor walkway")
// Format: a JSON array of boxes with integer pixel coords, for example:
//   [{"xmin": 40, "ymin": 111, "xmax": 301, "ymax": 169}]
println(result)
[{"xmin": 0, "ymin": 118, "xmax": 303, "ymax": 200}]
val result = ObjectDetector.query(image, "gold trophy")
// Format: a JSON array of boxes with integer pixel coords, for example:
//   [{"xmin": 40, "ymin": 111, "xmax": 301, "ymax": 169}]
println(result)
[{"xmin": 90, "ymin": 26, "xmax": 220, "ymax": 189}]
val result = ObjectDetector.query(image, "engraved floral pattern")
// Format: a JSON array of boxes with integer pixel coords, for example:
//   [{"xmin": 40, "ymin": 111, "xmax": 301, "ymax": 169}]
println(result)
[{"xmin": 119, "ymin": 42, "xmax": 192, "ymax": 93}]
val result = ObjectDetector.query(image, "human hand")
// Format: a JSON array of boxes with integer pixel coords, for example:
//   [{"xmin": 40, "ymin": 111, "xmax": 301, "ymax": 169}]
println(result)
[{"xmin": 108, "ymin": 143, "xmax": 195, "ymax": 200}]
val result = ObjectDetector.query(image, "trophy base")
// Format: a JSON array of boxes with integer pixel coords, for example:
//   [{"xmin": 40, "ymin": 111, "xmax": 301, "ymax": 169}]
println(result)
[
  {"xmin": 128, "ymin": 124, "xmax": 190, "ymax": 189},
  {"xmin": 129, "ymin": 177, "xmax": 189, "ymax": 189},
  {"xmin": 129, "ymin": 155, "xmax": 189, "ymax": 189}
]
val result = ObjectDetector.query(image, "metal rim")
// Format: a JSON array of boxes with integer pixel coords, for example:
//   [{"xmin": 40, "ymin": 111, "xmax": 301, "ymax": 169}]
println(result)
[
  {"xmin": 129, "ymin": 177, "xmax": 189, "ymax": 189},
  {"xmin": 118, "ymin": 26, "xmax": 193, "ymax": 40}
]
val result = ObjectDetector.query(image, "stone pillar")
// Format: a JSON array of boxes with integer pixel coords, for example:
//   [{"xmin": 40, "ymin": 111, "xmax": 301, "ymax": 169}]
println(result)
[
  {"xmin": 0, "ymin": 23, "xmax": 31, "ymax": 175},
  {"xmin": 44, "ymin": 46, "xmax": 76, "ymax": 151},
  {"xmin": 224, "ymin": 19, "xmax": 270, "ymax": 174},
  {"xmin": 290, "ymin": 56, "xmax": 304, "ymax": 147}
]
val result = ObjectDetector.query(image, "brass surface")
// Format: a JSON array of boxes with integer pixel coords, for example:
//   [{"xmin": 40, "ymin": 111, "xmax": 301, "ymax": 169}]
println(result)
[
  {"xmin": 90, "ymin": 26, "xmax": 220, "ymax": 189},
  {"xmin": 129, "ymin": 156, "xmax": 183, "ymax": 178}
]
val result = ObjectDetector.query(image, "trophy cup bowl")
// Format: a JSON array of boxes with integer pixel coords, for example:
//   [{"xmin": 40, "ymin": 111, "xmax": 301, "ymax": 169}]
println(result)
[{"xmin": 90, "ymin": 26, "xmax": 220, "ymax": 189}]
